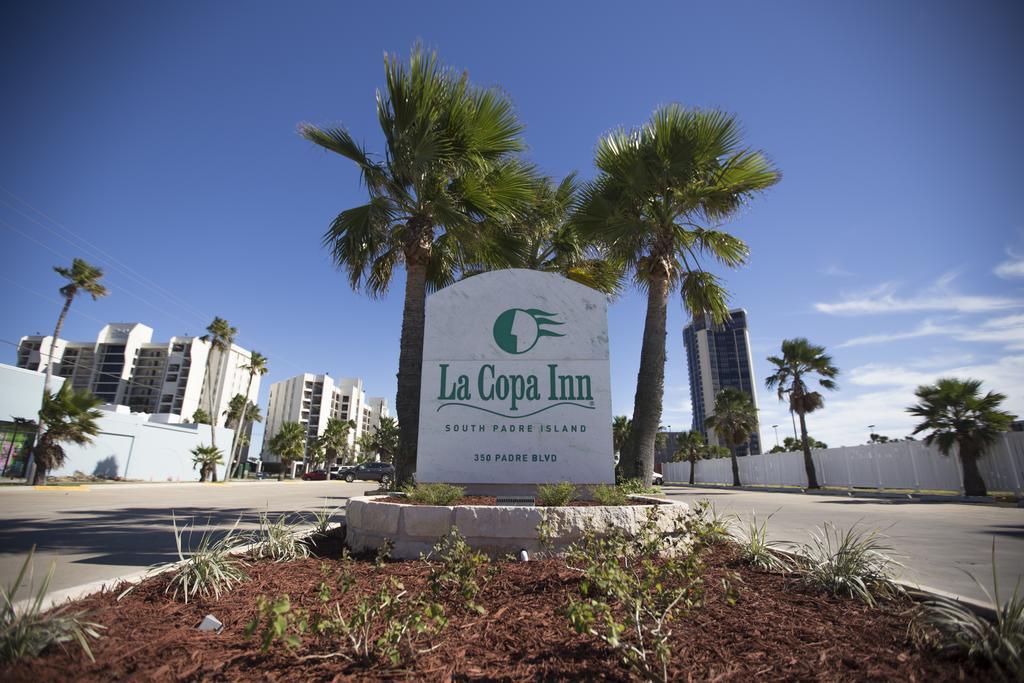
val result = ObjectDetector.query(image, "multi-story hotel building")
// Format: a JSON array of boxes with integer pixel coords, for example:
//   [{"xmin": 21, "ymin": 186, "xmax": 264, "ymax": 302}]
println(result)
[
  {"xmin": 262, "ymin": 373, "xmax": 390, "ymax": 466},
  {"xmin": 683, "ymin": 308, "xmax": 762, "ymax": 456},
  {"xmin": 16, "ymin": 323, "xmax": 261, "ymax": 428}
]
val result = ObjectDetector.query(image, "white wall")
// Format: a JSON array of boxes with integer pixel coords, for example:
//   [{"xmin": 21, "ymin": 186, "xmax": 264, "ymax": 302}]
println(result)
[
  {"xmin": 51, "ymin": 411, "xmax": 235, "ymax": 482},
  {"xmin": 0, "ymin": 363, "xmax": 65, "ymax": 420},
  {"xmin": 663, "ymin": 432, "xmax": 1024, "ymax": 496}
]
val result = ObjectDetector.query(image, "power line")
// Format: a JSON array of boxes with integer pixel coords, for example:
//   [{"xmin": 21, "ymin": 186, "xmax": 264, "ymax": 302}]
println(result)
[
  {"xmin": 0, "ymin": 219, "xmax": 209, "ymax": 333},
  {"xmin": 0, "ymin": 188, "xmax": 310, "ymax": 377},
  {"xmin": 0, "ymin": 189, "xmax": 213, "ymax": 324}
]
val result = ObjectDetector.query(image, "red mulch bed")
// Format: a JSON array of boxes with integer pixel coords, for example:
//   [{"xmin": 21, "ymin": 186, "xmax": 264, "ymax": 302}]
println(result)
[
  {"xmin": 3, "ymin": 535, "xmax": 983, "ymax": 682},
  {"xmin": 381, "ymin": 496, "xmax": 649, "ymax": 507}
]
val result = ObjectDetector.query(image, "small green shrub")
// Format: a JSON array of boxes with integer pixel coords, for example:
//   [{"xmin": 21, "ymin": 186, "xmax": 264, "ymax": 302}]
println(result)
[
  {"xmin": 165, "ymin": 515, "xmax": 248, "ymax": 603},
  {"xmin": 912, "ymin": 542, "xmax": 1023, "ymax": 679},
  {"xmin": 618, "ymin": 478, "xmax": 661, "ymax": 495},
  {"xmin": 314, "ymin": 577, "xmax": 448, "ymax": 666},
  {"xmin": 691, "ymin": 500, "xmax": 734, "ymax": 545},
  {"xmin": 564, "ymin": 506, "xmax": 707, "ymax": 683},
  {"xmin": 245, "ymin": 595, "xmax": 308, "ymax": 651},
  {"xmin": 590, "ymin": 483, "xmax": 628, "ymax": 506},
  {"xmin": 252, "ymin": 512, "xmax": 311, "ymax": 562},
  {"xmin": 1, "ymin": 547, "xmax": 102, "ymax": 664},
  {"xmin": 402, "ymin": 482, "xmax": 464, "ymax": 506},
  {"xmin": 426, "ymin": 528, "xmax": 490, "ymax": 613},
  {"xmin": 796, "ymin": 522, "xmax": 902, "ymax": 606},
  {"xmin": 375, "ymin": 538, "xmax": 395, "ymax": 566},
  {"xmin": 536, "ymin": 481, "xmax": 576, "ymax": 506}
]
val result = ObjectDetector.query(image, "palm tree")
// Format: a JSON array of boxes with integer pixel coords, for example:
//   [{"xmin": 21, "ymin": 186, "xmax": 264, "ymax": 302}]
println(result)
[
  {"xmin": 300, "ymin": 45, "xmax": 534, "ymax": 486},
  {"xmin": 268, "ymin": 421, "xmax": 306, "ymax": 481},
  {"xmin": 319, "ymin": 417, "xmax": 356, "ymax": 479},
  {"xmin": 764, "ymin": 338, "xmax": 838, "ymax": 489},
  {"xmin": 190, "ymin": 408, "xmax": 211, "ymax": 425},
  {"xmin": 704, "ymin": 387, "xmax": 759, "ymax": 487},
  {"xmin": 190, "ymin": 444, "xmax": 224, "ymax": 483},
  {"xmin": 223, "ymin": 393, "xmax": 248, "ymax": 430},
  {"xmin": 30, "ymin": 259, "xmax": 108, "ymax": 482},
  {"xmin": 226, "ymin": 350, "xmax": 267, "ymax": 479},
  {"xmin": 199, "ymin": 317, "xmax": 237, "ymax": 454},
  {"xmin": 907, "ymin": 378, "xmax": 1015, "ymax": 497},
  {"xmin": 575, "ymin": 105, "xmax": 780, "ymax": 485},
  {"xmin": 612, "ymin": 415, "xmax": 632, "ymax": 458},
  {"xmin": 502, "ymin": 174, "xmax": 622, "ymax": 294},
  {"xmin": 673, "ymin": 430, "xmax": 706, "ymax": 486},
  {"xmin": 31, "ymin": 384, "xmax": 103, "ymax": 485},
  {"xmin": 360, "ymin": 416, "xmax": 400, "ymax": 464}
]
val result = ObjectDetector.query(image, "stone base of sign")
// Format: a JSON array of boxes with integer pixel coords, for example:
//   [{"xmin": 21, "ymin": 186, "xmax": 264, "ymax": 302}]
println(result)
[{"xmin": 344, "ymin": 495, "xmax": 689, "ymax": 560}]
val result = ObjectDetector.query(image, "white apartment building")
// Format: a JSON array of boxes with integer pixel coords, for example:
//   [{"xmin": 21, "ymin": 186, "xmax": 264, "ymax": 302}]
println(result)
[
  {"xmin": 16, "ymin": 323, "xmax": 261, "ymax": 427},
  {"xmin": 262, "ymin": 373, "xmax": 390, "ymax": 466}
]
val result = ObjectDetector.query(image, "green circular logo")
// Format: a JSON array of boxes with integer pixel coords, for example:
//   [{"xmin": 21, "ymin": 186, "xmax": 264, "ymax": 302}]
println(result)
[{"xmin": 492, "ymin": 308, "xmax": 565, "ymax": 354}]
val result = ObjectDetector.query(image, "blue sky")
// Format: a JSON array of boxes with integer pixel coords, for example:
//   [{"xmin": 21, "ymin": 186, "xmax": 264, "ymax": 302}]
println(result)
[{"xmin": 1, "ymin": 1, "xmax": 1021, "ymax": 453}]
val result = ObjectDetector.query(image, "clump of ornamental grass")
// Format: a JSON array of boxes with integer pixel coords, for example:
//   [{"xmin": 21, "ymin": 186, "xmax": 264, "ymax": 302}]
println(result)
[
  {"xmin": 1, "ymin": 547, "xmax": 102, "ymax": 664},
  {"xmin": 735, "ymin": 511, "xmax": 792, "ymax": 573},
  {"xmin": 795, "ymin": 522, "xmax": 902, "ymax": 606},
  {"xmin": 590, "ymin": 483, "xmax": 628, "ymax": 506},
  {"xmin": 308, "ymin": 498, "xmax": 340, "ymax": 535},
  {"xmin": 536, "ymin": 481, "xmax": 576, "ymax": 506},
  {"xmin": 165, "ymin": 515, "xmax": 249, "ymax": 603},
  {"xmin": 402, "ymin": 482, "xmax": 464, "ymax": 506},
  {"xmin": 912, "ymin": 542, "xmax": 1023, "ymax": 680},
  {"xmin": 252, "ymin": 512, "xmax": 311, "ymax": 562}
]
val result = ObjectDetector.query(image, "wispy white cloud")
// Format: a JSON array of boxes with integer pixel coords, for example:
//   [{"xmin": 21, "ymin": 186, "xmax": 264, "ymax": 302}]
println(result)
[
  {"xmin": 756, "ymin": 354, "xmax": 1024, "ymax": 447},
  {"xmin": 995, "ymin": 249, "xmax": 1024, "ymax": 279},
  {"xmin": 836, "ymin": 313, "xmax": 1024, "ymax": 350},
  {"xmin": 820, "ymin": 264, "xmax": 854, "ymax": 278},
  {"xmin": 815, "ymin": 274, "xmax": 1023, "ymax": 316},
  {"xmin": 837, "ymin": 319, "xmax": 960, "ymax": 347}
]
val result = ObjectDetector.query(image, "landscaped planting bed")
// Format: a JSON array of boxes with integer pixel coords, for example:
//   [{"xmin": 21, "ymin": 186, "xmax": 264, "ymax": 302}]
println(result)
[{"xmin": 0, "ymin": 506, "xmax": 996, "ymax": 681}]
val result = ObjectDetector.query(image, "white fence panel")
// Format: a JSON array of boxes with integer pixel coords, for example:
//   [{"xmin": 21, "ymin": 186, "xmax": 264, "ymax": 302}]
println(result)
[{"xmin": 663, "ymin": 432, "xmax": 1024, "ymax": 496}]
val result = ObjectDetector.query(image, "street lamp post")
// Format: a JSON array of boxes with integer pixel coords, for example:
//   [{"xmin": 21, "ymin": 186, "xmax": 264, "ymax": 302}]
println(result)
[{"xmin": 771, "ymin": 424, "xmax": 779, "ymax": 448}]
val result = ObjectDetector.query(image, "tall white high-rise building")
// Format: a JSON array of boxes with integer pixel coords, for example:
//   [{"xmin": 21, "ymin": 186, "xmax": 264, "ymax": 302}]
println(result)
[
  {"xmin": 16, "ymin": 323, "xmax": 261, "ymax": 426},
  {"xmin": 262, "ymin": 373, "xmax": 390, "ymax": 466}
]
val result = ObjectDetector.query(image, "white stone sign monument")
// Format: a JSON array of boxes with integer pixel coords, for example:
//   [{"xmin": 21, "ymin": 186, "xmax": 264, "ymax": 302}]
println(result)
[{"xmin": 417, "ymin": 269, "xmax": 614, "ymax": 490}]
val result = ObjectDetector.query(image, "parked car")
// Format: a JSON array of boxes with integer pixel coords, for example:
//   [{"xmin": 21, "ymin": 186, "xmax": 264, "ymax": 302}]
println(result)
[
  {"xmin": 338, "ymin": 461, "xmax": 395, "ymax": 485},
  {"xmin": 652, "ymin": 471, "xmax": 664, "ymax": 485},
  {"xmin": 301, "ymin": 469, "xmax": 327, "ymax": 481}
]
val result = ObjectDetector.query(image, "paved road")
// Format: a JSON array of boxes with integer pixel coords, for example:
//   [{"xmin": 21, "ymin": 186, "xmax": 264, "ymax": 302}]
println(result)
[
  {"xmin": 0, "ymin": 480, "xmax": 369, "ymax": 601},
  {"xmin": 663, "ymin": 485, "xmax": 1024, "ymax": 604},
  {"xmin": 1, "ymin": 482, "xmax": 1020, "ymax": 606}
]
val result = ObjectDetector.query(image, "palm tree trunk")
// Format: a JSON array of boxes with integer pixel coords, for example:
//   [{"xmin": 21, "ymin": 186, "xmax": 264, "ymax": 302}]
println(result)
[
  {"xmin": 625, "ymin": 271, "xmax": 669, "ymax": 485},
  {"xmin": 395, "ymin": 258, "xmax": 429, "ymax": 487},
  {"xmin": 688, "ymin": 454, "xmax": 695, "ymax": 485},
  {"xmin": 29, "ymin": 294, "xmax": 74, "ymax": 485},
  {"xmin": 958, "ymin": 448, "xmax": 987, "ymax": 497},
  {"xmin": 797, "ymin": 410, "xmax": 820, "ymax": 489},
  {"xmin": 227, "ymin": 370, "xmax": 255, "ymax": 479},
  {"xmin": 729, "ymin": 451, "xmax": 741, "ymax": 486},
  {"xmin": 204, "ymin": 345, "xmax": 218, "ymax": 452}
]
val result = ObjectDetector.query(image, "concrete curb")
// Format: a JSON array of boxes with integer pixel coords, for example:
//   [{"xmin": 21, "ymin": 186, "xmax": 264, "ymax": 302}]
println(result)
[
  {"xmin": 663, "ymin": 482, "xmax": 1017, "ymax": 505},
  {"xmin": 14, "ymin": 523, "xmax": 322, "ymax": 615}
]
